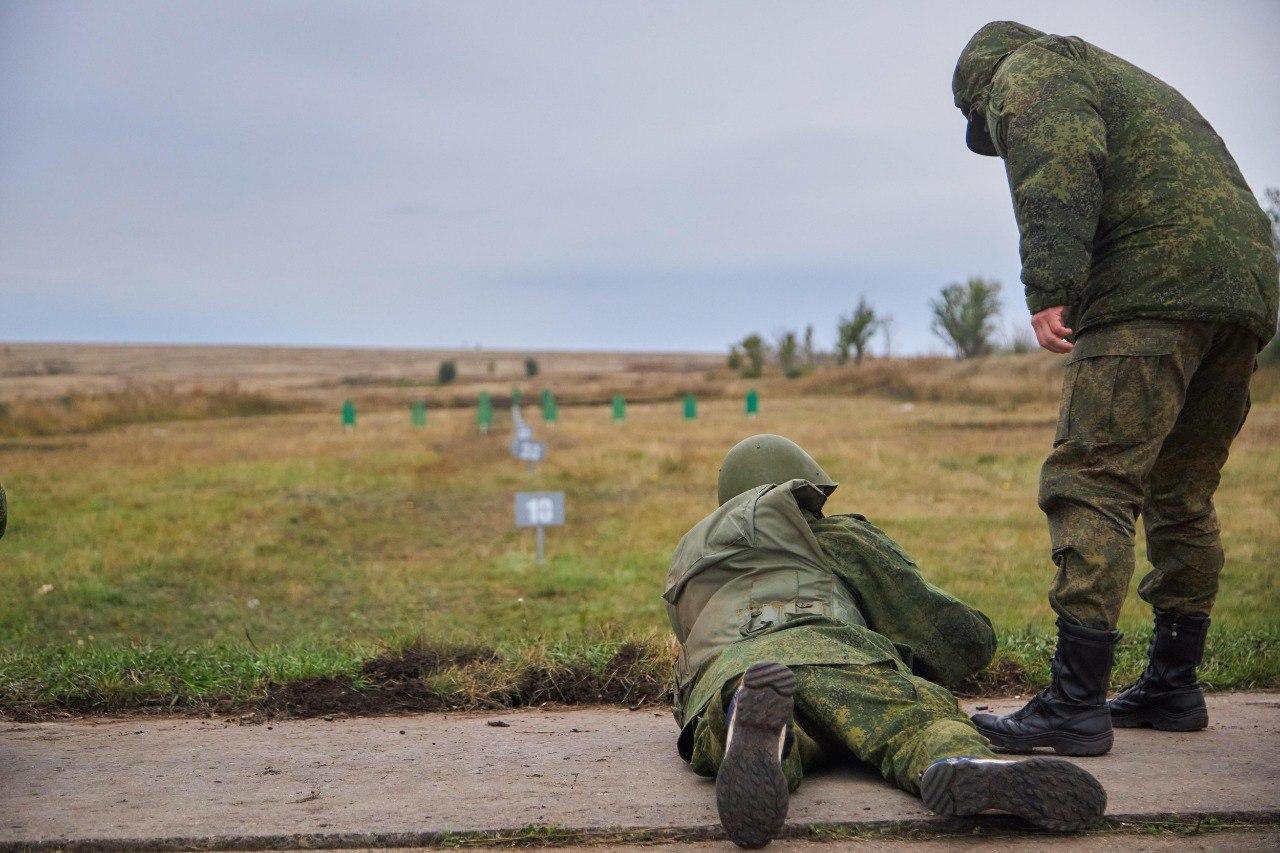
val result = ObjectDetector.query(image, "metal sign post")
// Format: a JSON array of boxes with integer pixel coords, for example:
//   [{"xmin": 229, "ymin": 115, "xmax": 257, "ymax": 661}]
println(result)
[
  {"xmin": 745, "ymin": 389, "xmax": 759, "ymax": 417},
  {"xmin": 341, "ymin": 400, "xmax": 356, "ymax": 429},
  {"xmin": 514, "ymin": 491, "xmax": 565, "ymax": 563},
  {"xmin": 477, "ymin": 392, "xmax": 493, "ymax": 434}
]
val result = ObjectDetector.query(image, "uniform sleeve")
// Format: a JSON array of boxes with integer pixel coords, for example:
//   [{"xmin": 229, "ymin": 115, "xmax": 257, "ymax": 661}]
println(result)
[
  {"xmin": 815, "ymin": 516, "xmax": 996, "ymax": 689},
  {"xmin": 989, "ymin": 41, "xmax": 1107, "ymax": 315}
]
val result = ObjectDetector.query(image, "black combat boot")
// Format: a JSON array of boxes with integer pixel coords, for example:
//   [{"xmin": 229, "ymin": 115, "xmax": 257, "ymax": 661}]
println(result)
[
  {"xmin": 1108, "ymin": 609, "xmax": 1210, "ymax": 731},
  {"xmin": 972, "ymin": 619, "xmax": 1118, "ymax": 756},
  {"xmin": 716, "ymin": 662, "xmax": 795, "ymax": 849}
]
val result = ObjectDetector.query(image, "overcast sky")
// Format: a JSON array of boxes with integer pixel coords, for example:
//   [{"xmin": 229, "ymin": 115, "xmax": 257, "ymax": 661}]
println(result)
[{"xmin": 3, "ymin": 1, "xmax": 1278, "ymax": 354}]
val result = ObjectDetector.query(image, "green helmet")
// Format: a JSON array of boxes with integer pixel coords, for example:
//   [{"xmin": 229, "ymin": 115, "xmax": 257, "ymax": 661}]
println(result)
[{"xmin": 716, "ymin": 434, "xmax": 838, "ymax": 505}]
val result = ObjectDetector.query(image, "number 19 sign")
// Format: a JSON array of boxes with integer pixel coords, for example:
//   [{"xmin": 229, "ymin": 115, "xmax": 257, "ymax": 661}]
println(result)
[{"xmin": 514, "ymin": 491, "xmax": 565, "ymax": 563}]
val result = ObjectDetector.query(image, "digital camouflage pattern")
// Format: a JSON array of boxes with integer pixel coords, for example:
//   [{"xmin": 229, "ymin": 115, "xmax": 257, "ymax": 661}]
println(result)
[
  {"xmin": 688, "ymin": 662, "xmax": 995, "ymax": 795},
  {"xmin": 671, "ymin": 509, "xmax": 996, "ymax": 765},
  {"xmin": 1041, "ymin": 319, "xmax": 1256, "ymax": 629},
  {"xmin": 953, "ymin": 21, "xmax": 1278, "ymax": 342},
  {"xmin": 809, "ymin": 515, "xmax": 997, "ymax": 689}
]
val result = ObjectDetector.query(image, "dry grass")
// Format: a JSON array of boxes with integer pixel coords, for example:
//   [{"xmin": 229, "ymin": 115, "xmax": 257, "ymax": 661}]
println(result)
[
  {"xmin": 4, "ymin": 343, "xmax": 1276, "ymax": 437},
  {"xmin": 2, "ymin": 369, "xmax": 1277, "ymax": 714},
  {"xmin": 788, "ymin": 353, "xmax": 1065, "ymax": 408},
  {"xmin": 0, "ymin": 383, "xmax": 304, "ymax": 437}
]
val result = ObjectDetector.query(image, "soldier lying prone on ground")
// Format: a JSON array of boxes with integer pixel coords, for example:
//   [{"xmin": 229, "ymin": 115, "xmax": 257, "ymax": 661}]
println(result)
[{"xmin": 664, "ymin": 435, "xmax": 1106, "ymax": 848}]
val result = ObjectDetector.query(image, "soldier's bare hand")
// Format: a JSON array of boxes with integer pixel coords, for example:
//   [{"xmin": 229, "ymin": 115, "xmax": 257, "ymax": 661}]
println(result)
[{"xmin": 1031, "ymin": 307, "xmax": 1074, "ymax": 354}]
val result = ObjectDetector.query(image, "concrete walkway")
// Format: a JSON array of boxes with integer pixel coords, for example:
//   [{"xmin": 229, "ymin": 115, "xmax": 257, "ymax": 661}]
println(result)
[{"xmin": 2, "ymin": 694, "xmax": 1277, "ymax": 851}]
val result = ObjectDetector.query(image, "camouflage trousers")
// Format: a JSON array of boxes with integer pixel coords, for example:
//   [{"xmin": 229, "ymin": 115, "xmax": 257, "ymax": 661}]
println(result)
[
  {"xmin": 687, "ymin": 662, "xmax": 993, "ymax": 796},
  {"xmin": 1042, "ymin": 319, "xmax": 1258, "ymax": 629}
]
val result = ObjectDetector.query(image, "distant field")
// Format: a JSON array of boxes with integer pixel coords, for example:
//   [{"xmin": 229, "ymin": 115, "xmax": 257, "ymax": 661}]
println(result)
[
  {"xmin": 0, "ymin": 341, "xmax": 721, "ymax": 402},
  {"xmin": 1, "ymin": 346, "xmax": 1277, "ymax": 718},
  {"xmin": 0, "ymin": 340, "xmax": 1155, "ymax": 437}
]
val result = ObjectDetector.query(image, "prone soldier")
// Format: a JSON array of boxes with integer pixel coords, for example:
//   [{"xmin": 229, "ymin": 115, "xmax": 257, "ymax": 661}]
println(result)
[{"xmin": 665, "ymin": 435, "xmax": 1106, "ymax": 847}]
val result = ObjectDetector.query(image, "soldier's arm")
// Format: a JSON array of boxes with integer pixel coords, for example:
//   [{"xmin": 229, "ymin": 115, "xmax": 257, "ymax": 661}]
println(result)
[
  {"xmin": 814, "ymin": 516, "xmax": 996, "ymax": 689},
  {"xmin": 990, "ymin": 39, "xmax": 1107, "ymax": 316}
]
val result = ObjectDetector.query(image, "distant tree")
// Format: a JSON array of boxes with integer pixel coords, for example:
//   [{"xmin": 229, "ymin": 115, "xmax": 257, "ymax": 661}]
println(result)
[
  {"xmin": 727, "ymin": 345, "xmax": 743, "ymax": 372},
  {"xmin": 524, "ymin": 357, "xmax": 539, "ymax": 378},
  {"xmin": 1262, "ymin": 188, "xmax": 1280, "ymax": 363},
  {"xmin": 739, "ymin": 334, "xmax": 767, "ymax": 378},
  {"xmin": 931, "ymin": 277, "xmax": 1003, "ymax": 359},
  {"xmin": 776, "ymin": 330, "xmax": 802, "ymax": 378},
  {"xmin": 836, "ymin": 297, "xmax": 883, "ymax": 365},
  {"xmin": 880, "ymin": 316, "xmax": 894, "ymax": 358},
  {"xmin": 802, "ymin": 324, "xmax": 817, "ymax": 366},
  {"xmin": 437, "ymin": 360, "xmax": 458, "ymax": 385}
]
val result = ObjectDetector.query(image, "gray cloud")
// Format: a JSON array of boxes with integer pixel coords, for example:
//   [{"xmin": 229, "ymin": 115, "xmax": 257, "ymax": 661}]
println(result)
[{"xmin": 3, "ymin": 0, "xmax": 1278, "ymax": 353}]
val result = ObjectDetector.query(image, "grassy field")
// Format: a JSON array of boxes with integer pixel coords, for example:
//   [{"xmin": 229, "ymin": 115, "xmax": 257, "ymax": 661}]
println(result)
[{"xmin": 1, "ymin": 351, "xmax": 1277, "ymax": 718}]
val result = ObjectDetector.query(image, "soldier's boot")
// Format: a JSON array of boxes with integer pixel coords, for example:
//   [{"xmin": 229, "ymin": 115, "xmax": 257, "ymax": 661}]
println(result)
[
  {"xmin": 1109, "ymin": 609, "xmax": 1209, "ymax": 731},
  {"xmin": 971, "ymin": 619, "xmax": 1118, "ymax": 756},
  {"xmin": 921, "ymin": 756, "xmax": 1106, "ymax": 831},
  {"xmin": 716, "ymin": 662, "xmax": 795, "ymax": 849}
]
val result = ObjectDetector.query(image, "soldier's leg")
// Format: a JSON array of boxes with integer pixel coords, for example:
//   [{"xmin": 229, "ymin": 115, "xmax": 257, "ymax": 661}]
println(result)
[
  {"xmin": 688, "ymin": 670, "xmax": 824, "ymax": 792},
  {"xmin": 976, "ymin": 321, "xmax": 1212, "ymax": 755},
  {"xmin": 689, "ymin": 663, "xmax": 828, "ymax": 848},
  {"xmin": 1138, "ymin": 327, "xmax": 1256, "ymax": 617},
  {"xmin": 1040, "ymin": 322, "xmax": 1211, "ymax": 629},
  {"xmin": 1110, "ymin": 326, "xmax": 1258, "ymax": 731},
  {"xmin": 794, "ymin": 663, "xmax": 1105, "ymax": 830},
  {"xmin": 792, "ymin": 662, "xmax": 992, "ymax": 794}
]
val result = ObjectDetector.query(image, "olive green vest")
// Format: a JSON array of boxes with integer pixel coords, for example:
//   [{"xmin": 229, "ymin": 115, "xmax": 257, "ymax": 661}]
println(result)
[{"xmin": 663, "ymin": 479, "xmax": 865, "ymax": 695}]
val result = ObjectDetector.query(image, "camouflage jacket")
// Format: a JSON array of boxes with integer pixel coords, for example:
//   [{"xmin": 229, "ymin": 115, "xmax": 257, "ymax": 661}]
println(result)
[
  {"xmin": 953, "ymin": 22, "xmax": 1278, "ymax": 343},
  {"xmin": 668, "ymin": 503, "xmax": 995, "ymax": 741}
]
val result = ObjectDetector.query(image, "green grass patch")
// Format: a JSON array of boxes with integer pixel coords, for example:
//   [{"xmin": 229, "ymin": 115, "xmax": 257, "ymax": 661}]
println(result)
[
  {"xmin": 2, "ymin": 396, "xmax": 1277, "ymax": 717},
  {"xmin": 4, "ymin": 624, "xmax": 1275, "ymax": 720}
]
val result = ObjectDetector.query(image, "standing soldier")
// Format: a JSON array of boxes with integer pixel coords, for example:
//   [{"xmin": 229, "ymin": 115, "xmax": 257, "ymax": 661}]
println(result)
[
  {"xmin": 666, "ymin": 435, "xmax": 1106, "ymax": 848},
  {"xmin": 952, "ymin": 22, "xmax": 1278, "ymax": 754}
]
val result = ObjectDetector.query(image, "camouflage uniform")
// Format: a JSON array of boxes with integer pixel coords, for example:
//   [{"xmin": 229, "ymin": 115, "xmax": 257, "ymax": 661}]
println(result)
[
  {"xmin": 953, "ymin": 22, "xmax": 1278, "ymax": 629},
  {"xmin": 689, "ymin": 662, "xmax": 992, "ymax": 795},
  {"xmin": 1043, "ymin": 320, "xmax": 1256, "ymax": 627},
  {"xmin": 684, "ymin": 438, "xmax": 1108, "ymax": 842},
  {"xmin": 952, "ymin": 22, "xmax": 1277, "ymax": 340},
  {"xmin": 674, "ymin": 509, "xmax": 997, "ymax": 796}
]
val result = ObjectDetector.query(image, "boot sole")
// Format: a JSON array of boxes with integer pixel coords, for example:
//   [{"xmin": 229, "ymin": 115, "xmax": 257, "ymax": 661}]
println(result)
[
  {"xmin": 716, "ymin": 662, "xmax": 795, "ymax": 849},
  {"xmin": 1112, "ymin": 706, "xmax": 1208, "ymax": 731},
  {"xmin": 972, "ymin": 720, "xmax": 1113, "ymax": 757},
  {"xmin": 921, "ymin": 756, "xmax": 1107, "ymax": 832}
]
